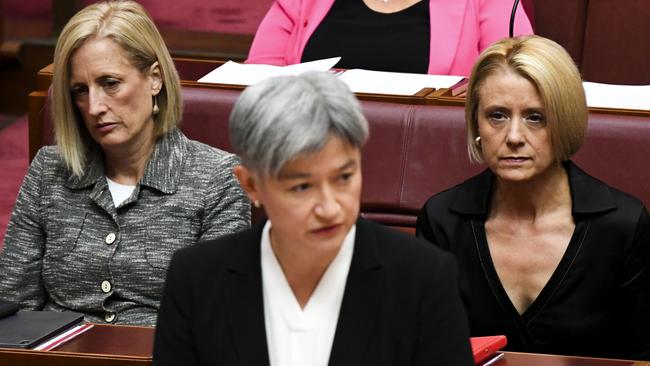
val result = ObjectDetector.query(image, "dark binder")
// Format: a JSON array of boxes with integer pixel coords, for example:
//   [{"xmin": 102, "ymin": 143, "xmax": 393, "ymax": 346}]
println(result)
[
  {"xmin": 0, "ymin": 310, "xmax": 84, "ymax": 349},
  {"xmin": 0, "ymin": 299, "xmax": 19, "ymax": 319}
]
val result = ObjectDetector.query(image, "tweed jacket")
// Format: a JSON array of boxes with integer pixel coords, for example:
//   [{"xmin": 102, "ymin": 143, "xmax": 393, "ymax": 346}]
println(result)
[{"xmin": 0, "ymin": 128, "xmax": 250, "ymax": 326}]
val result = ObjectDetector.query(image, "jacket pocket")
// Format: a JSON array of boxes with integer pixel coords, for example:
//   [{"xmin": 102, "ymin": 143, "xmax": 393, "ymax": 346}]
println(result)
[
  {"xmin": 44, "ymin": 208, "xmax": 87, "ymax": 259},
  {"xmin": 144, "ymin": 211, "xmax": 200, "ymax": 270}
]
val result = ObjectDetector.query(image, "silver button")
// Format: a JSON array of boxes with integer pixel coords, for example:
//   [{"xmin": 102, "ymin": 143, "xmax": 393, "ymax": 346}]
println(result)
[
  {"xmin": 104, "ymin": 312, "xmax": 116, "ymax": 323},
  {"xmin": 105, "ymin": 233, "xmax": 116, "ymax": 245},
  {"xmin": 101, "ymin": 280, "xmax": 112, "ymax": 293}
]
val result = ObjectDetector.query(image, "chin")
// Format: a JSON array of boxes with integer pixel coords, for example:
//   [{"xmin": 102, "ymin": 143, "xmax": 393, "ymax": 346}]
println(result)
[{"xmin": 494, "ymin": 168, "xmax": 537, "ymax": 183}]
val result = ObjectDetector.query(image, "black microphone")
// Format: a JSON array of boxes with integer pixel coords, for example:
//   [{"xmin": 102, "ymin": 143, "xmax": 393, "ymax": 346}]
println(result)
[{"xmin": 509, "ymin": 0, "xmax": 521, "ymax": 38}]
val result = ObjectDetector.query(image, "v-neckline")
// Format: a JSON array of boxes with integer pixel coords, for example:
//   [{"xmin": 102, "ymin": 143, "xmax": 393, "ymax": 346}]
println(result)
[{"xmin": 471, "ymin": 219, "xmax": 590, "ymax": 323}]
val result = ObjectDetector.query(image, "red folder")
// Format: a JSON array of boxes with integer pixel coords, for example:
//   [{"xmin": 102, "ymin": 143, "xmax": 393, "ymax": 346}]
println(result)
[{"xmin": 470, "ymin": 335, "xmax": 507, "ymax": 365}]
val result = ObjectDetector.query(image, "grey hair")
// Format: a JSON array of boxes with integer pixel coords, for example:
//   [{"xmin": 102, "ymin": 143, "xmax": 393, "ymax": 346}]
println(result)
[{"xmin": 229, "ymin": 72, "xmax": 369, "ymax": 177}]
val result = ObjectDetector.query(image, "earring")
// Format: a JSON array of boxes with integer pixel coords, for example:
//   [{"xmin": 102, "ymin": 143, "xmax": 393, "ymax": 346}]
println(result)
[
  {"xmin": 474, "ymin": 136, "xmax": 481, "ymax": 146},
  {"xmin": 152, "ymin": 95, "xmax": 160, "ymax": 115},
  {"xmin": 253, "ymin": 200, "xmax": 261, "ymax": 208}
]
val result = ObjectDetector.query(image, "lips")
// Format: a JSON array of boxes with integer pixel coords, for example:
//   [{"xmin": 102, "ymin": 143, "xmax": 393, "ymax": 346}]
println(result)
[
  {"xmin": 97, "ymin": 122, "xmax": 118, "ymax": 133},
  {"xmin": 311, "ymin": 223, "xmax": 343, "ymax": 237},
  {"xmin": 499, "ymin": 156, "xmax": 531, "ymax": 164}
]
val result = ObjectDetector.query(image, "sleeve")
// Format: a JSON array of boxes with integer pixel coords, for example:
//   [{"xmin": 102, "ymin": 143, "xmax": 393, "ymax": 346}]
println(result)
[
  {"xmin": 617, "ymin": 206, "xmax": 650, "ymax": 360},
  {"xmin": 0, "ymin": 148, "xmax": 48, "ymax": 309},
  {"xmin": 153, "ymin": 253, "xmax": 198, "ymax": 366},
  {"xmin": 415, "ymin": 201, "xmax": 438, "ymax": 245},
  {"xmin": 477, "ymin": 0, "xmax": 534, "ymax": 51},
  {"xmin": 198, "ymin": 153, "xmax": 251, "ymax": 241},
  {"xmin": 246, "ymin": 0, "xmax": 300, "ymax": 65},
  {"xmin": 412, "ymin": 253, "xmax": 474, "ymax": 366}
]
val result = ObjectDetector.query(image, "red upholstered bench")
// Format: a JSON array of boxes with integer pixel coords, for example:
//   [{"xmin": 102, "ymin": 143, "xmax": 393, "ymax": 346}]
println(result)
[{"xmin": 30, "ymin": 86, "xmax": 650, "ymax": 233}]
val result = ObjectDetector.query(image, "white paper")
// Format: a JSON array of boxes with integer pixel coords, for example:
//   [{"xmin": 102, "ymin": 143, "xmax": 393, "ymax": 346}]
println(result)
[
  {"xmin": 197, "ymin": 57, "xmax": 341, "ymax": 85},
  {"xmin": 33, "ymin": 323, "xmax": 94, "ymax": 351},
  {"xmin": 338, "ymin": 69, "xmax": 464, "ymax": 96},
  {"xmin": 583, "ymin": 82, "xmax": 650, "ymax": 111}
]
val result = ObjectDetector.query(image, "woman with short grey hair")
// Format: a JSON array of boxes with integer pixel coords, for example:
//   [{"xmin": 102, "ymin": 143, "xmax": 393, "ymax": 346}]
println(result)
[{"xmin": 154, "ymin": 72, "xmax": 474, "ymax": 366}]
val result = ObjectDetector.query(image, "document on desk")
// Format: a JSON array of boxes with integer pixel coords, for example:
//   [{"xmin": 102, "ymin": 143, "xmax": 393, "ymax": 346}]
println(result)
[
  {"xmin": 583, "ymin": 82, "xmax": 650, "ymax": 111},
  {"xmin": 197, "ymin": 57, "xmax": 341, "ymax": 85},
  {"xmin": 338, "ymin": 69, "xmax": 464, "ymax": 95}
]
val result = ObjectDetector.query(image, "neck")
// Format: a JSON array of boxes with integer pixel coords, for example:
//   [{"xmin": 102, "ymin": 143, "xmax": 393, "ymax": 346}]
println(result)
[
  {"xmin": 490, "ymin": 162, "xmax": 571, "ymax": 222},
  {"xmin": 364, "ymin": 0, "xmax": 421, "ymax": 13},
  {"xmin": 103, "ymin": 134, "xmax": 157, "ymax": 186},
  {"xmin": 270, "ymin": 229, "xmax": 344, "ymax": 308}
]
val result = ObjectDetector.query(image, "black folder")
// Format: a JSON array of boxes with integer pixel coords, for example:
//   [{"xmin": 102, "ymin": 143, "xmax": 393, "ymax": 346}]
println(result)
[{"xmin": 0, "ymin": 310, "xmax": 84, "ymax": 349}]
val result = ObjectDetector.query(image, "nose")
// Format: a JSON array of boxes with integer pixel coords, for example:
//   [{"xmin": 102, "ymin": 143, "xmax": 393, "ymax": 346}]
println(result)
[
  {"xmin": 314, "ymin": 186, "xmax": 341, "ymax": 221},
  {"xmin": 505, "ymin": 117, "xmax": 525, "ymax": 147},
  {"xmin": 88, "ymin": 87, "xmax": 108, "ymax": 117}
]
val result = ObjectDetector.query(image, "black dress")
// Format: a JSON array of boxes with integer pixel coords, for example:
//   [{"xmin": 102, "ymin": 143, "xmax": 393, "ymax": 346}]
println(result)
[
  {"xmin": 302, "ymin": 0, "xmax": 430, "ymax": 73},
  {"xmin": 416, "ymin": 161, "xmax": 650, "ymax": 360}
]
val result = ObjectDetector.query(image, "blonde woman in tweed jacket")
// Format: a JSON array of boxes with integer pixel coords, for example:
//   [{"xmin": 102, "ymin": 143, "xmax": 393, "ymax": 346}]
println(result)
[{"xmin": 0, "ymin": 1, "xmax": 250, "ymax": 326}]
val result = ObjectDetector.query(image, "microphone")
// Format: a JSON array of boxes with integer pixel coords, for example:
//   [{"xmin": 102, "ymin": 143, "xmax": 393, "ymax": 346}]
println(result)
[{"xmin": 509, "ymin": 0, "xmax": 521, "ymax": 38}]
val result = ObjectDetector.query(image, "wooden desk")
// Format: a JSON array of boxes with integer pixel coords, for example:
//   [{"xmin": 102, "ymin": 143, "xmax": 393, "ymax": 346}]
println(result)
[
  {"xmin": 1, "ymin": 324, "xmax": 648, "ymax": 366},
  {"xmin": 0, "ymin": 324, "xmax": 153, "ymax": 366}
]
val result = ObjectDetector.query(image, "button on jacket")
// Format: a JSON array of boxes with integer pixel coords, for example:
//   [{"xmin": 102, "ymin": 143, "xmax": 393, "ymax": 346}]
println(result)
[
  {"xmin": 416, "ymin": 161, "xmax": 650, "ymax": 360},
  {"xmin": 0, "ymin": 128, "xmax": 250, "ymax": 326}
]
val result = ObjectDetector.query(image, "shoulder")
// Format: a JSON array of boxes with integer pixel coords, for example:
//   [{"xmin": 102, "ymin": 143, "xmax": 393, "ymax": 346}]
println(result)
[
  {"xmin": 421, "ymin": 171, "xmax": 490, "ymax": 217},
  {"xmin": 176, "ymin": 133, "xmax": 240, "ymax": 183},
  {"xmin": 168, "ymin": 226, "xmax": 259, "ymax": 277},
  {"xmin": 28, "ymin": 145, "xmax": 71, "ymax": 180},
  {"xmin": 359, "ymin": 220, "xmax": 456, "ymax": 276},
  {"xmin": 183, "ymin": 135, "xmax": 238, "ymax": 167},
  {"xmin": 570, "ymin": 162, "xmax": 646, "ymax": 220}
]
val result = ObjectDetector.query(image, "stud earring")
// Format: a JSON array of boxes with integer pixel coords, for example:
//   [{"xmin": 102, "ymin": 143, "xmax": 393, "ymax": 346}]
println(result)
[
  {"xmin": 474, "ymin": 136, "xmax": 481, "ymax": 146},
  {"xmin": 253, "ymin": 200, "xmax": 261, "ymax": 208},
  {"xmin": 152, "ymin": 95, "xmax": 159, "ymax": 115}
]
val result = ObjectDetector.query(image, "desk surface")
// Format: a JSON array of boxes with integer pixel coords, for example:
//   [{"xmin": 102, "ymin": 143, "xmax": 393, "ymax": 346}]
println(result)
[{"xmin": 1, "ymin": 324, "xmax": 648, "ymax": 366}]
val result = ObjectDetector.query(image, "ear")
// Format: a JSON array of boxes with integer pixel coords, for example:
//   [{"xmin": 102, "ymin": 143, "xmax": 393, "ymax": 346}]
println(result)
[
  {"xmin": 148, "ymin": 61, "xmax": 163, "ymax": 96},
  {"xmin": 233, "ymin": 165, "xmax": 262, "ymax": 204}
]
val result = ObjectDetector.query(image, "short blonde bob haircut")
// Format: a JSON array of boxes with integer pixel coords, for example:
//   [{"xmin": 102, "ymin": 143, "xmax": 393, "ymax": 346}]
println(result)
[
  {"xmin": 52, "ymin": 0, "xmax": 182, "ymax": 176},
  {"xmin": 465, "ymin": 35, "xmax": 587, "ymax": 163}
]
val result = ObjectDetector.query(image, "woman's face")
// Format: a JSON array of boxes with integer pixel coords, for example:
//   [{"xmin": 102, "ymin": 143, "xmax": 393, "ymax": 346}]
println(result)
[
  {"xmin": 238, "ymin": 137, "xmax": 362, "ymax": 252},
  {"xmin": 477, "ymin": 70, "xmax": 556, "ymax": 183},
  {"xmin": 69, "ymin": 37, "xmax": 162, "ymax": 153}
]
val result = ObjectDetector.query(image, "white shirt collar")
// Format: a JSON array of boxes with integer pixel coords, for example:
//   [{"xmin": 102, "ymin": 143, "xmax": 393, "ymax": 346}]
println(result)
[{"xmin": 261, "ymin": 220, "xmax": 355, "ymax": 366}]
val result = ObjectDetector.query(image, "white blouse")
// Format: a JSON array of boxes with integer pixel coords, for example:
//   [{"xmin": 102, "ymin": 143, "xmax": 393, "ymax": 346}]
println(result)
[
  {"xmin": 106, "ymin": 177, "xmax": 135, "ymax": 208},
  {"xmin": 261, "ymin": 221, "xmax": 355, "ymax": 366}
]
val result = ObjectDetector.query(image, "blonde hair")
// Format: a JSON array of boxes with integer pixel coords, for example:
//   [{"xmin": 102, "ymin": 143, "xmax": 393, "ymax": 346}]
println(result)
[
  {"xmin": 465, "ymin": 35, "xmax": 587, "ymax": 163},
  {"xmin": 52, "ymin": 0, "xmax": 182, "ymax": 176}
]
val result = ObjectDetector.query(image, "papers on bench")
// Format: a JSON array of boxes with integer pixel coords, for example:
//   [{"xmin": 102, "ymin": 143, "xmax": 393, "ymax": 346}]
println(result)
[
  {"xmin": 197, "ymin": 59, "xmax": 464, "ymax": 96},
  {"xmin": 583, "ymin": 82, "xmax": 650, "ymax": 111},
  {"xmin": 337, "ymin": 69, "xmax": 463, "ymax": 95},
  {"xmin": 197, "ymin": 57, "xmax": 341, "ymax": 85}
]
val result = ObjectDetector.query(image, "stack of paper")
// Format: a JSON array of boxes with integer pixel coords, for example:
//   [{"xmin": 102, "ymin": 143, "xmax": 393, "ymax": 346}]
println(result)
[
  {"xmin": 197, "ymin": 58, "xmax": 464, "ymax": 96},
  {"xmin": 337, "ymin": 69, "xmax": 463, "ymax": 95},
  {"xmin": 197, "ymin": 57, "xmax": 341, "ymax": 85},
  {"xmin": 583, "ymin": 82, "xmax": 650, "ymax": 111}
]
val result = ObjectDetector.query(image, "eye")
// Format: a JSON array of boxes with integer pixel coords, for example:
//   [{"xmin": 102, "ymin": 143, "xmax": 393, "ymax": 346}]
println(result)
[
  {"xmin": 102, "ymin": 78, "xmax": 120, "ymax": 91},
  {"xmin": 338, "ymin": 172, "xmax": 353, "ymax": 183},
  {"xmin": 525, "ymin": 112, "xmax": 545, "ymax": 125},
  {"xmin": 290, "ymin": 182, "xmax": 311, "ymax": 193},
  {"xmin": 488, "ymin": 110, "xmax": 508, "ymax": 123},
  {"xmin": 70, "ymin": 85, "xmax": 88, "ymax": 99}
]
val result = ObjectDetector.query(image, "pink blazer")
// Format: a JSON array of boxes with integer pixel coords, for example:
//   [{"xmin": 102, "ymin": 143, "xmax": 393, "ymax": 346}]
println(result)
[{"xmin": 246, "ymin": 0, "xmax": 533, "ymax": 76}]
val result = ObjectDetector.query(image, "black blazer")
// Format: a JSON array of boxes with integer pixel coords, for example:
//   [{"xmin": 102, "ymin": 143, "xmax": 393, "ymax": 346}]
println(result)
[
  {"xmin": 416, "ymin": 161, "xmax": 650, "ymax": 360},
  {"xmin": 153, "ymin": 218, "xmax": 473, "ymax": 366}
]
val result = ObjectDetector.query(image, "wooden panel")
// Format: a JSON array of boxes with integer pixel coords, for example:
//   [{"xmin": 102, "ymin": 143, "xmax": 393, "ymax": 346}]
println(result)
[
  {"xmin": 581, "ymin": 0, "xmax": 650, "ymax": 84},
  {"xmin": 530, "ymin": 0, "xmax": 588, "ymax": 68}
]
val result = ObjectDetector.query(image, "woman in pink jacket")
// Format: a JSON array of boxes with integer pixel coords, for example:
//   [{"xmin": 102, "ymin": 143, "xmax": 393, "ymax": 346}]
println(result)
[{"xmin": 247, "ymin": 0, "xmax": 533, "ymax": 75}]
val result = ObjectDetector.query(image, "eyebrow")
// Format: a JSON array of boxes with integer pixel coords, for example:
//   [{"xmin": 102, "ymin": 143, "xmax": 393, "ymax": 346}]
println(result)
[{"xmin": 278, "ymin": 159, "xmax": 357, "ymax": 180}]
